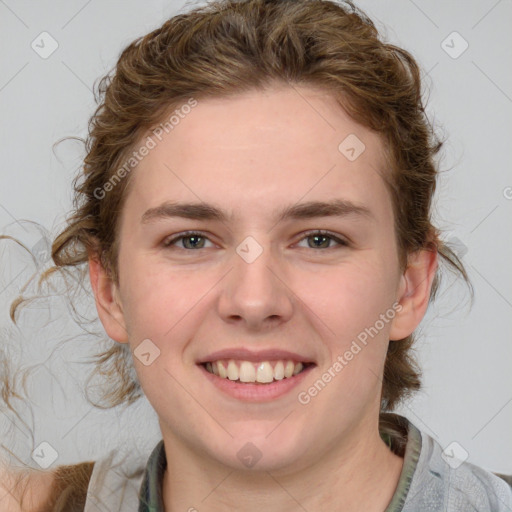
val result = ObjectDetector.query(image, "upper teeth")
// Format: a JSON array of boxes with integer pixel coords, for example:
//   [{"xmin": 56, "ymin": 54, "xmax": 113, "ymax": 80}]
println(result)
[{"xmin": 205, "ymin": 360, "xmax": 304, "ymax": 383}]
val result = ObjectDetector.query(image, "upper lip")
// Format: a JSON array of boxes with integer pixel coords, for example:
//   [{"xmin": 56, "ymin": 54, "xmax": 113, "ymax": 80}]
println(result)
[{"xmin": 197, "ymin": 348, "xmax": 316, "ymax": 364}]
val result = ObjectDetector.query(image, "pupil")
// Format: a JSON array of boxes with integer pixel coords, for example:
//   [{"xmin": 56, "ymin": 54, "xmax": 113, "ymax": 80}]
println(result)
[
  {"xmin": 185, "ymin": 236, "xmax": 203, "ymax": 249},
  {"xmin": 311, "ymin": 235, "xmax": 328, "ymax": 248}
]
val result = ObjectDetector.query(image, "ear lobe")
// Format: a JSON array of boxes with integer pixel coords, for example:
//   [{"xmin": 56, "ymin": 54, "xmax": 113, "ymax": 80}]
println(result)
[
  {"xmin": 88, "ymin": 256, "xmax": 129, "ymax": 343},
  {"xmin": 389, "ymin": 248, "xmax": 438, "ymax": 341}
]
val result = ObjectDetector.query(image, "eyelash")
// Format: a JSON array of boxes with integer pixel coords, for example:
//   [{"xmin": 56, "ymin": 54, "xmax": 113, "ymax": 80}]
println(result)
[{"xmin": 162, "ymin": 230, "xmax": 349, "ymax": 250}]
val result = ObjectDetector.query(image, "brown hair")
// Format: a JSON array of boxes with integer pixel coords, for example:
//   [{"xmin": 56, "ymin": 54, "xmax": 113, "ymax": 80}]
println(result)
[
  {"xmin": 1, "ymin": 0, "xmax": 472, "ymax": 506},
  {"xmin": 37, "ymin": 462, "xmax": 95, "ymax": 512}
]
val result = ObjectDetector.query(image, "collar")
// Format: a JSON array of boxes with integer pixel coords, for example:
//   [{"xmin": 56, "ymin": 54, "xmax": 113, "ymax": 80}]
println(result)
[
  {"xmin": 138, "ymin": 439, "xmax": 166, "ymax": 512},
  {"xmin": 137, "ymin": 413, "xmax": 422, "ymax": 511}
]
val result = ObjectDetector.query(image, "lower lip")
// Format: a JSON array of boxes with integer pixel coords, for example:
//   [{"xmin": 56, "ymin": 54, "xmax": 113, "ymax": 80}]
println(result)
[{"xmin": 198, "ymin": 364, "xmax": 315, "ymax": 402}]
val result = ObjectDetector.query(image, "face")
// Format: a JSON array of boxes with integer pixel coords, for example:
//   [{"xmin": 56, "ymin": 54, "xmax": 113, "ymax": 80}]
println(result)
[{"xmin": 93, "ymin": 84, "xmax": 427, "ymax": 474}]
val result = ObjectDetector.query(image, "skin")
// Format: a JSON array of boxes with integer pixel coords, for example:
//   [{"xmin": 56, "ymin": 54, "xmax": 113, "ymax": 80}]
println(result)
[
  {"xmin": 89, "ymin": 84, "xmax": 437, "ymax": 511},
  {"xmin": 0, "ymin": 466, "xmax": 55, "ymax": 511}
]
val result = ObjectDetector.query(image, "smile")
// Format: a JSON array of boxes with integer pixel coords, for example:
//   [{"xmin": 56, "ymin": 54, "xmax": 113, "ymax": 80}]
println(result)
[
  {"xmin": 202, "ymin": 359, "xmax": 311, "ymax": 384},
  {"xmin": 198, "ymin": 360, "xmax": 316, "ymax": 402}
]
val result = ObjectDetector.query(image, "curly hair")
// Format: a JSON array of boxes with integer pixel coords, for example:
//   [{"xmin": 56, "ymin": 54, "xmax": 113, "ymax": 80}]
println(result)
[{"xmin": 1, "ymin": 0, "xmax": 472, "ymax": 484}]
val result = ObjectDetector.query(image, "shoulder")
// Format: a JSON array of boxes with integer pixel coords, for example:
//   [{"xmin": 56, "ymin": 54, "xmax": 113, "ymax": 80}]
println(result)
[
  {"xmin": 0, "ymin": 444, "xmax": 152, "ymax": 511},
  {"xmin": 84, "ymin": 444, "xmax": 148, "ymax": 511},
  {"xmin": 445, "ymin": 458, "xmax": 512, "ymax": 511},
  {"xmin": 404, "ymin": 426, "xmax": 512, "ymax": 511},
  {"xmin": 0, "ymin": 464, "xmax": 57, "ymax": 511},
  {"xmin": 0, "ymin": 459, "xmax": 96, "ymax": 510}
]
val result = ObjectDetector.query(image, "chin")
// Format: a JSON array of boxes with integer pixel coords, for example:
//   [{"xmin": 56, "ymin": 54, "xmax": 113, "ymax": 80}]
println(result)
[{"xmin": 210, "ymin": 431, "xmax": 310, "ymax": 473}]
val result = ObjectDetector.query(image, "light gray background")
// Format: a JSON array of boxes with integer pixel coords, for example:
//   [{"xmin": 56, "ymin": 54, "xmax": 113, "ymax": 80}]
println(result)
[{"xmin": 0, "ymin": 0, "xmax": 511, "ymax": 473}]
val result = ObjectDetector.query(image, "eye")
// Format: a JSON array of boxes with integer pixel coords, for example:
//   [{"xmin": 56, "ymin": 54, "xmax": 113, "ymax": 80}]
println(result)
[
  {"xmin": 162, "ymin": 230, "xmax": 349, "ymax": 251},
  {"xmin": 296, "ymin": 230, "xmax": 349, "ymax": 249},
  {"xmin": 162, "ymin": 231, "xmax": 214, "ymax": 250}
]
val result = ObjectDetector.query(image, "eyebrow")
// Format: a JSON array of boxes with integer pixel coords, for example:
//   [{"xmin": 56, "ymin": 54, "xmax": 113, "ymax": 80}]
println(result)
[{"xmin": 140, "ymin": 199, "xmax": 375, "ymax": 225}]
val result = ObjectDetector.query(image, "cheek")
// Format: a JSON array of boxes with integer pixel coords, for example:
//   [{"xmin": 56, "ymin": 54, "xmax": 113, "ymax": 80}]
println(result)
[
  {"xmin": 301, "ymin": 262, "xmax": 395, "ymax": 408},
  {"xmin": 297, "ymin": 257, "xmax": 396, "ymax": 339},
  {"xmin": 120, "ymin": 259, "xmax": 201, "ymax": 339}
]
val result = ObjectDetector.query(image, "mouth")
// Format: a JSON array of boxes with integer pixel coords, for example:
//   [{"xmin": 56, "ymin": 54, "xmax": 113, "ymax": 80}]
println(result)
[
  {"xmin": 197, "ymin": 358, "xmax": 316, "ymax": 402},
  {"xmin": 199, "ymin": 359, "xmax": 315, "ymax": 384}
]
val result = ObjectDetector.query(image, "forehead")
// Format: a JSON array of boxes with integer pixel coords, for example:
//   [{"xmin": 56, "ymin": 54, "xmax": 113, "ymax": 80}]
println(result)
[{"xmin": 123, "ymin": 85, "xmax": 391, "ymax": 224}]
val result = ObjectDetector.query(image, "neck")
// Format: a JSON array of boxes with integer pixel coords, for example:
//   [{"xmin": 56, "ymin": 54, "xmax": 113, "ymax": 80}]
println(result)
[{"xmin": 161, "ymin": 422, "xmax": 404, "ymax": 512}]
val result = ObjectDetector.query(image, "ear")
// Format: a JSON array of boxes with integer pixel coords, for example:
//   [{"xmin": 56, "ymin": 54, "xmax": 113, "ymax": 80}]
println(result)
[
  {"xmin": 389, "ymin": 248, "xmax": 438, "ymax": 340},
  {"xmin": 88, "ymin": 254, "xmax": 129, "ymax": 343}
]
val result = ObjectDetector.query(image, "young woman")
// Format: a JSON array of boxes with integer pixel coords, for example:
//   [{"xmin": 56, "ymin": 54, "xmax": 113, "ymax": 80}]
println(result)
[{"xmin": 1, "ymin": 0, "xmax": 510, "ymax": 510}]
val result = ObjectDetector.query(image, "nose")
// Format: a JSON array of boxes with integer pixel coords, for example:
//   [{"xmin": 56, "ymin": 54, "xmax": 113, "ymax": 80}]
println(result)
[{"xmin": 216, "ymin": 238, "xmax": 294, "ymax": 331}]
